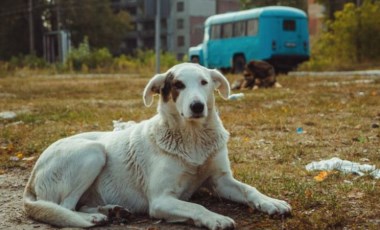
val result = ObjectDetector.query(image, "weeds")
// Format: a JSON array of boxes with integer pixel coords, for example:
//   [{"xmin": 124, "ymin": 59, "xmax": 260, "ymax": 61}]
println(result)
[{"xmin": 0, "ymin": 72, "xmax": 379, "ymax": 228}]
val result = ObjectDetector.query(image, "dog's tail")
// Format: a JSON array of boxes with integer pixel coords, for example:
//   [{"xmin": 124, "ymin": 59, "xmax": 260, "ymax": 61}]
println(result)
[{"xmin": 23, "ymin": 183, "xmax": 95, "ymax": 228}]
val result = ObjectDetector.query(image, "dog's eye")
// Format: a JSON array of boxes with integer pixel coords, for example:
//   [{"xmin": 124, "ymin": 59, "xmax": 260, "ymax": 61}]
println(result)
[
  {"xmin": 173, "ymin": 81, "xmax": 185, "ymax": 90},
  {"xmin": 201, "ymin": 80, "xmax": 208, "ymax": 86}
]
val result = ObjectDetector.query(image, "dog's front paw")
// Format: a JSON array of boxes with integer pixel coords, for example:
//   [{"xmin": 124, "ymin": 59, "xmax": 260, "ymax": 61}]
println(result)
[
  {"xmin": 90, "ymin": 213, "xmax": 108, "ymax": 225},
  {"xmin": 98, "ymin": 204, "xmax": 131, "ymax": 219},
  {"xmin": 196, "ymin": 213, "xmax": 235, "ymax": 230},
  {"xmin": 255, "ymin": 197, "xmax": 291, "ymax": 216}
]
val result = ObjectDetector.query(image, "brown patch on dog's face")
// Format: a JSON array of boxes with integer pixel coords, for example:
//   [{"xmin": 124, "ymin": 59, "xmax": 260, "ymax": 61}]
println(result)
[
  {"xmin": 160, "ymin": 73, "xmax": 186, "ymax": 103},
  {"xmin": 161, "ymin": 72, "xmax": 174, "ymax": 102},
  {"xmin": 171, "ymin": 79, "xmax": 185, "ymax": 102}
]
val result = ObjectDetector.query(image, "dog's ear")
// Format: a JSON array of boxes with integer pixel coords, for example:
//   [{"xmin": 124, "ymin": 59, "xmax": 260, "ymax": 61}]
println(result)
[
  {"xmin": 143, "ymin": 73, "xmax": 166, "ymax": 107},
  {"xmin": 209, "ymin": 69, "xmax": 230, "ymax": 100}
]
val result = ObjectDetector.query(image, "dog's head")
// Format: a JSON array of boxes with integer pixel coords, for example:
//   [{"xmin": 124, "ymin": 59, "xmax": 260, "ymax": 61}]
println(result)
[{"xmin": 143, "ymin": 63, "xmax": 230, "ymax": 121}]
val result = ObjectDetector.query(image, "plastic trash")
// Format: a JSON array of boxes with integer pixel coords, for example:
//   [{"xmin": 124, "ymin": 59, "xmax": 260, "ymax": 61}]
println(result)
[
  {"xmin": 371, "ymin": 169, "xmax": 380, "ymax": 179},
  {"xmin": 296, "ymin": 127, "xmax": 303, "ymax": 134},
  {"xmin": 113, "ymin": 120, "xmax": 136, "ymax": 131},
  {"xmin": 9, "ymin": 156, "xmax": 20, "ymax": 161},
  {"xmin": 306, "ymin": 157, "xmax": 378, "ymax": 179},
  {"xmin": 228, "ymin": 93, "xmax": 244, "ymax": 100},
  {"xmin": 0, "ymin": 111, "xmax": 17, "ymax": 119}
]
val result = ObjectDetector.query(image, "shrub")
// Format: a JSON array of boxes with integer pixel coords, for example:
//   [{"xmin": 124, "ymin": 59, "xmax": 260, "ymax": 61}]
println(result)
[
  {"xmin": 300, "ymin": 0, "xmax": 380, "ymax": 71},
  {"xmin": 66, "ymin": 37, "xmax": 113, "ymax": 72},
  {"xmin": 8, "ymin": 55, "xmax": 48, "ymax": 69}
]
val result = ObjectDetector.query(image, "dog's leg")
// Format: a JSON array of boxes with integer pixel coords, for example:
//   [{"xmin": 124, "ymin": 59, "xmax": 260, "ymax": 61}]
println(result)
[
  {"xmin": 210, "ymin": 152, "xmax": 291, "ymax": 216},
  {"xmin": 149, "ymin": 197, "xmax": 235, "ymax": 230},
  {"xmin": 213, "ymin": 175, "xmax": 291, "ymax": 215},
  {"xmin": 57, "ymin": 145, "xmax": 106, "ymax": 211},
  {"xmin": 25, "ymin": 140, "xmax": 109, "ymax": 227}
]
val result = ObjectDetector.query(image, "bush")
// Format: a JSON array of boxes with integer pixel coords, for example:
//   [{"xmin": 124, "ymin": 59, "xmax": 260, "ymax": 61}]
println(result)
[
  {"xmin": 66, "ymin": 37, "xmax": 113, "ymax": 72},
  {"xmin": 300, "ymin": 0, "xmax": 380, "ymax": 71},
  {"xmin": 65, "ymin": 38, "xmax": 179, "ymax": 73},
  {"xmin": 3, "ymin": 38, "xmax": 181, "ymax": 74},
  {"xmin": 8, "ymin": 55, "xmax": 48, "ymax": 69},
  {"xmin": 111, "ymin": 49, "xmax": 179, "ymax": 74}
]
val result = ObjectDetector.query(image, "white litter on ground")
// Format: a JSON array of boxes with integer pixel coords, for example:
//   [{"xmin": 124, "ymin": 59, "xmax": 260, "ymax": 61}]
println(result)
[
  {"xmin": 228, "ymin": 93, "xmax": 244, "ymax": 100},
  {"xmin": 113, "ymin": 119, "xmax": 136, "ymax": 131},
  {"xmin": 306, "ymin": 157, "xmax": 379, "ymax": 179},
  {"xmin": 0, "ymin": 111, "xmax": 17, "ymax": 119},
  {"xmin": 371, "ymin": 169, "xmax": 380, "ymax": 179}
]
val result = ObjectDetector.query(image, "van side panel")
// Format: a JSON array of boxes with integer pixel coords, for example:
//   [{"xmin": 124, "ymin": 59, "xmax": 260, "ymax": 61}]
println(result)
[{"xmin": 189, "ymin": 6, "xmax": 310, "ymax": 72}]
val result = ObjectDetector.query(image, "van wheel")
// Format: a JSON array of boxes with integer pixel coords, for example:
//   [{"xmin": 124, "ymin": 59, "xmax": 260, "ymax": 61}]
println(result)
[
  {"xmin": 233, "ymin": 55, "xmax": 245, "ymax": 73},
  {"xmin": 191, "ymin": 56, "xmax": 199, "ymax": 63}
]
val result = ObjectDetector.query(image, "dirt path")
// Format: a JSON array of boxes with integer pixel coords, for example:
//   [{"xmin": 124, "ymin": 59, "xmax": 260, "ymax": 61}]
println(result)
[{"xmin": 0, "ymin": 169, "xmax": 49, "ymax": 230}]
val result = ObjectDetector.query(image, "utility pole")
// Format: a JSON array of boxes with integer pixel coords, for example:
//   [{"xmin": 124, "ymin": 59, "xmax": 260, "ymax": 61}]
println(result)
[
  {"xmin": 155, "ymin": 0, "xmax": 161, "ymax": 73},
  {"xmin": 56, "ymin": 0, "xmax": 62, "ymax": 62},
  {"xmin": 56, "ymin": 0, "xmax": 61, "ymax": 30},
  {"xmin": 28, "ymin": 0, "xmax": 35, "ymax": 55}
]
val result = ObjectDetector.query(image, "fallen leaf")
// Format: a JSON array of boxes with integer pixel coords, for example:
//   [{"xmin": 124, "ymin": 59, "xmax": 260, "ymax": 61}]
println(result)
[
  {"xmin": 314, "ymin": 171, "xmax": 329, "ymax": 182},
  {"xmin": 305, "ymin": 189, "xmax": 313, "ymax": 198},
  {"xmin": 16, "ymin": 152, "xmax": 24, "ymax": 159}
]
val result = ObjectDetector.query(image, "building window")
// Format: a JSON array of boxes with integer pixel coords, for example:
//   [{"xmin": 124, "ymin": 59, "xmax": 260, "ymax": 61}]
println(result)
[
  {"xmin": 177, "ymin": 36, "xmax": 185, "ymax": 47},
  {"xmin": 177, "ymin": 1, "xmax": 184, "ymax": 12},
  {"xmin": 177, "ymin": 19, "xmax": 184, "ymax": 29}
]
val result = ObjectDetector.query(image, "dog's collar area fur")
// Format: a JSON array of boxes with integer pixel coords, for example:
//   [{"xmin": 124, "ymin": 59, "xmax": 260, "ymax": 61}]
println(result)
[{"xmin": 150, "ymin": 112, "xmax": 229, "ymax": 167}]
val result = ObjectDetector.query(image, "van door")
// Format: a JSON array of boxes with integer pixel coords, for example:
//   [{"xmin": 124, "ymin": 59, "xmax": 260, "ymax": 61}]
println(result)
[{"xmin": 277, "ymin": 17, "xmax": 305, "ymax": 55}]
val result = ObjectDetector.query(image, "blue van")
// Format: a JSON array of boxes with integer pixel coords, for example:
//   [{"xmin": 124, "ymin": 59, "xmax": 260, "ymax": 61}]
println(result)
[{"xmin": 189, "ymin": 6, "xmax": 310, "ymax": 73}]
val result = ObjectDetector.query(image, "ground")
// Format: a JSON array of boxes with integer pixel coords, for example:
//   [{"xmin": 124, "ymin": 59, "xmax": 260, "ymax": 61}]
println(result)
[{"xmin": 0, "ymin": 71, "xmax": 379, "ymax": 229}]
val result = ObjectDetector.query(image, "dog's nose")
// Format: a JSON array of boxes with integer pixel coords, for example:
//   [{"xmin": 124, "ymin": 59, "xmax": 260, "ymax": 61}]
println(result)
[{"xmin": 190, "ymin": 101, "xmax": 204, "ymax": 114}]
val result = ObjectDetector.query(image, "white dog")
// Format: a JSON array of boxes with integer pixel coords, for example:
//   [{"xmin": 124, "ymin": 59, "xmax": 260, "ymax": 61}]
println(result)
[{"xmin": 23, "ymin": 63, "xmax": 291, "ymax": 229}]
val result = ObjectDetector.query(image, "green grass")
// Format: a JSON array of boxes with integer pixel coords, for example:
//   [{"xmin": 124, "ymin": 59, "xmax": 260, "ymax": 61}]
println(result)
[{"xmin": 1, "ymin": 72, "xmax": 379, "ymax": 229}]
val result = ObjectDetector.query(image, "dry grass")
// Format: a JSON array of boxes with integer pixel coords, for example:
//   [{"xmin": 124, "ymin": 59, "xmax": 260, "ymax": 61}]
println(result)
[{"xmin": 0, "ymin": 72, "xmax": 379, "ymax": 229}]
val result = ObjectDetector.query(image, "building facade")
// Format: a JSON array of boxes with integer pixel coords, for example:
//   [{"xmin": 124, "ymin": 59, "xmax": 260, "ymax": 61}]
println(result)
[
  {"xmin": 307, "ymin": 0, "xmax": 324, "ymax": 37},
  {"xmin": 115, "ymin": 0, "xmax": 240, "ymax": 59}
]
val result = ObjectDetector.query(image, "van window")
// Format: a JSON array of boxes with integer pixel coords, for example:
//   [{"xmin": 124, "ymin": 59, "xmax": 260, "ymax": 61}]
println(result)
[
  {"xmin": 247, "ymin": 19, "xmax": 258, "ymax": 36},
  {"xmin": 222, "ymin": 23, "xmax": 233, "ymax": 38},
  {"xmin": 283, "ymin": 20, "xmax": 296, "ymax": 31},
  {"xmin": 233, "ymin": 21, "xmax": 246, "ymax": 37},
  {"xmin": 210, "ymin": 24, "xmax": 221, "ymax": 39}
]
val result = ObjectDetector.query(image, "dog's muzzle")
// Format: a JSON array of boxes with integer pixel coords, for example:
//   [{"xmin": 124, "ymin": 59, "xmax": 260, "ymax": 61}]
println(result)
[{"xmin": 190, "ymin": 101, "xmax": 205, "ymax": 118}]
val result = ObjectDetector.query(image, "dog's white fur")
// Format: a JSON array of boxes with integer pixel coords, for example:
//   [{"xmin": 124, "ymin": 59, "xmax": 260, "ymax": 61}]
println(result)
[{"xmin": 23, "ymin": 63, "xmax": 291, "ymax": 229}]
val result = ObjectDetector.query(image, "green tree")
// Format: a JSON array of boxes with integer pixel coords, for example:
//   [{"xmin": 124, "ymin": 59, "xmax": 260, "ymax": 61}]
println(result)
[
  {"xmin": 302, "ymin": 0, "xmax": 380, "ymax": 70},
  {"xmin": 0, "ymin": 0, "xmax": 131, "ymax": 60},
  {"xmin": 0, "ymin": 0, "xmax": 46, "ymax": 59},
  {"xmin": 58, "ymin": 0, "xmax": 131, "ymax": 54},
  {"xmin": 317, "ymin": 0, "xmax": 380, "ymax": 19}
]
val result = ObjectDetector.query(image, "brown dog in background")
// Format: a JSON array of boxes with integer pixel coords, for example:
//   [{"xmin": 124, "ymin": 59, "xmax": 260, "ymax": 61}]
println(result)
[{"xmin": 231, "ymin": 60, "xmax": 282, "ymax": 90}]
